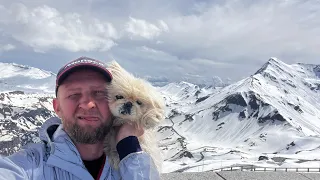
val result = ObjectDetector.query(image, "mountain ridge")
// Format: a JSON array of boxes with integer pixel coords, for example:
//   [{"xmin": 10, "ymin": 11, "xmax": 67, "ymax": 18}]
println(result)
[{"xmin": 1, "ymin": 57, "xmax": 320, "ymax": 173}]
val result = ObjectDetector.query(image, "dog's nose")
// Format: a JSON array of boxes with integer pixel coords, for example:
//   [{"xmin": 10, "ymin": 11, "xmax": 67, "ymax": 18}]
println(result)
[
  {"xmin": 124, "ymin": 102, "xmax": 132, "ymax": 109},
  {"xmin": 120, "ymin": 102, "xmax": 133, "ymax": 115}
]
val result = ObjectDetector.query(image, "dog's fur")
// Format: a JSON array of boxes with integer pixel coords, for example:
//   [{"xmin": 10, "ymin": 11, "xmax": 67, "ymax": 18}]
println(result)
[{"xmin": 103, "ymin": 60, "xmax": 165, "ymax": 170}]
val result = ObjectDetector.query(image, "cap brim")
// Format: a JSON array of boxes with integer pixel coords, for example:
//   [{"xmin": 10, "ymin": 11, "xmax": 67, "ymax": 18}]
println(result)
[{"xmin": 57, "ymin": 64, "xmax": 112, "ymax": 86}]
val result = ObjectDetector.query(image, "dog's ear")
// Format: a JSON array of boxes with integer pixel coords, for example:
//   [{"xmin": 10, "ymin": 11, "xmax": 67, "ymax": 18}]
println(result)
[
  {"xmin": 139, "ymin": 88, "xmax": 166, "ymax": 129},
  {"xmin": 141, "ymin": 108, "xmax": 165, "ymax": 129},
  {"xmin": 107, "ymin": 60, "xmax": 123, "ymax": 73},
  {"xmin": 107, "ymin": 60, "xmax": 134, "ymax": 81}
]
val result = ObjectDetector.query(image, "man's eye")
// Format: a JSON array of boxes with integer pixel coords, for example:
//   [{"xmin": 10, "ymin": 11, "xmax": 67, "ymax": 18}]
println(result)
[
  {"xmin": 94, "ymin": 91, "xmax": 107, "ymax": 97},
  {"xmin": 68, "ymin": 93, "xmax": 81, "ymax": 99},
  {"xmin": 95, "ymin": 90, "xmax": 106, "ymax": 95}
]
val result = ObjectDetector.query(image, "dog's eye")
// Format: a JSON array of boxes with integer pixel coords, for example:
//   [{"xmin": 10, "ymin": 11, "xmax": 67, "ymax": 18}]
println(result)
[
  {"xmin": 136, "ymin": 100, "xmax": 143, "ymax": 105},
  {"xmin": 115, "ymin": 95, "xmax": 124, "ymax": 100}
]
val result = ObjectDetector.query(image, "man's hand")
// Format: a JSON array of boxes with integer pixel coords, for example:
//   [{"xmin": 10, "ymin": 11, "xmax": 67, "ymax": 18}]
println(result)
[{"xmin": 115, "ymin": 122, "xmax": 144, "ymax": 144}]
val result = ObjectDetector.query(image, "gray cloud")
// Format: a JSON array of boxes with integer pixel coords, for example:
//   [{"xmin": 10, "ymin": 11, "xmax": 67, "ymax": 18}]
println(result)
[
  {"xmin": 0, "ymin": 0, "xmax": 319, "ymax": 85},
  {"xmin": 0, "ymin": 3, "xmax": 118, "ymax": 52},
  {"xmin": 0, "ymin": 44, "xmax": 15, "ymax": 52}
]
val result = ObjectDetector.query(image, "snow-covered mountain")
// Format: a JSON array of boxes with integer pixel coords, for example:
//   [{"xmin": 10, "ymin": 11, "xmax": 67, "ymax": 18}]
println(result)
[
  {"xmin": 0, "ymin": 62, "xmax": 56, "ymax": 93},
  {"xmin": 0, "ymin": 92, "xmax": 55, "ymax": 155},
  {"xmin": 157, "ymin": 57, "xmax": 320, "ymax": 172},
  {"xmin": 0, "ymin": 62, "xmax": 56, "ymax": 155},
  {"xmin": 1, "ymin": 58, "xmax": 320, "ymax": 173}
]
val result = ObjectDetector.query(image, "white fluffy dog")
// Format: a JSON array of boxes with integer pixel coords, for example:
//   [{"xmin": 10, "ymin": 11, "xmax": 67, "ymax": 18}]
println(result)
[{"xmin": 103, "ymin": 60, "xmax": 165, "ymax": 171}]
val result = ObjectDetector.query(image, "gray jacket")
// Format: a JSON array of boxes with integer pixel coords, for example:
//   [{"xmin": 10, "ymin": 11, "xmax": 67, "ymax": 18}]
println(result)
[{"xmin": 0, "ymin": 117, "xmax": 160, "ymax": 180}]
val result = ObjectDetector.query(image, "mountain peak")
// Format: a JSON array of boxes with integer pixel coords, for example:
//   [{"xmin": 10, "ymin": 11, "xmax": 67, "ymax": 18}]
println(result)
[
  {"xmin": 253, "ymin": 57, "xmax": 288, "ymax": 76},
  {"xmin": 178, "ymin": 81, "xmax": 197, "ymax": 87},
  {"xmin": 0, "ymin": 62, "xmax": 56, "ymax": 93},
  {"xmin": 11, "ymin": 62, "xmax": 32, "ymax": 70},
  {"xmin": 0, "ymin": 62, "xmax": 54, "ymax": 79},
  {"xmin": 268, "ymin": 57, "xmax": 281, "ymax": 63}
]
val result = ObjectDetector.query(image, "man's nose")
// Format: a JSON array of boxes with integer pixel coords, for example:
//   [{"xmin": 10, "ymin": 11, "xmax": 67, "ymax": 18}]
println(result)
[{"xmin": 79, "ymin": 93, "xmax": 96, "ymax": 109}]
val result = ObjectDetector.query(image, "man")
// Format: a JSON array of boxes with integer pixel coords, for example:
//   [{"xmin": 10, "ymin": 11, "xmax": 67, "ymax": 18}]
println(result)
[{"xmin": 0, "ymin": 57, "xmax": 160, "ymax": 180}]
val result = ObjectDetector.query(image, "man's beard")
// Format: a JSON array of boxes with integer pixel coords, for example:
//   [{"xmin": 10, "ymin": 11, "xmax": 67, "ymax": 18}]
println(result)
[{"xmin": 63, "ymin": 116, "xmax": 112, "ymax": 144}]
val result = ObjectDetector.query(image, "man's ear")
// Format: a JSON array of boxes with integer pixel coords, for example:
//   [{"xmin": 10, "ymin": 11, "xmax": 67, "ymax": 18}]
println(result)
[{"xmin": 53, "ymin": 98, "xmax": 62, "ymax": 117}]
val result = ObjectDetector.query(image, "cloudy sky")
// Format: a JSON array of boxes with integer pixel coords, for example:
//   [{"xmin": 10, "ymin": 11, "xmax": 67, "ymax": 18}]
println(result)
[{"xmin": 0, "ymin": 0, "xmax": 319, "ymax": 85}]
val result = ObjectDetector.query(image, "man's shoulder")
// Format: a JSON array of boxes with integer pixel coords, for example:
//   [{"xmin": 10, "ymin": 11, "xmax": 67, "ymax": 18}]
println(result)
[
  {"xmin": 6, "ymin": 141, "xmax": 50, "ymax": 169},
  {"xmin": 22, "ymin": 141, "xmax": 48, "ymax": 153},
  {"xmin": 6, "ymin": 117, "xmax": 62, "ymax": 165},
  {"xmin": 0, "ymin": 142, "xmax": 49, "ymax": 179}
]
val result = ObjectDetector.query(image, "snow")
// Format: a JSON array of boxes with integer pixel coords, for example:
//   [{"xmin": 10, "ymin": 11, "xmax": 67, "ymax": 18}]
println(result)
[
  {"xmin": 0, "ymin": 62, "xmax": 56, "ymax": 93},
  {"xmin": 0, "ymin": 135, "xmax": 13, "ymax": 142},
  {"xmin": 156, "ymin": 58, "xmax": 320, "ymax": 173},
  {"xmin": 0, "ymin": 62, "xmax": 53, "ymax": 79},
  {"xmin": 1, "ymin": 58, "xmax": 320, "ymax": 173}
]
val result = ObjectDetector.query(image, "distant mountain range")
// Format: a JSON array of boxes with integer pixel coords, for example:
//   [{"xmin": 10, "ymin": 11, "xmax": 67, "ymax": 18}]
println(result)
[
  {"xmin": 1, "ymin": 58, "xmax": 320, "ymax": 173},
  {"xmin": 0, "ymin": 62, "xmax": 56, "ymax": 93}
]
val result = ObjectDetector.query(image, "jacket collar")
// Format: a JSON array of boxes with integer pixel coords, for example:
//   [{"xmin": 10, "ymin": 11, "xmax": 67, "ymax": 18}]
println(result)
[
  {"xmin": 38, "ymin": 117, "xmax": 95, "ymax": 180},
  {"xmin": 38, "ymin": 117, "xmax": 118, "ymax": 179},
  {"xmin": 39, "ymin": 117, "xmax": 81, "ymax": 163}
]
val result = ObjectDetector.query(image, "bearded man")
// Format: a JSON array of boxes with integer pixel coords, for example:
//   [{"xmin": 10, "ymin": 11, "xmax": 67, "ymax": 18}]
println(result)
[{"xmin": 0, "ymin": 57, "xmax": 160, "ymax": 180}]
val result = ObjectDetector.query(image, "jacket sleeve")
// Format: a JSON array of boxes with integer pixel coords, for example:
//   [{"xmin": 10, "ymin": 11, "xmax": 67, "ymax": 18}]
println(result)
[
  {"xmin": 0, "ymin": 144, "xmax": 44, "ymax": 180},
  {"xmin": 0, "ymin": 155, "xmax": 29, "ymax": 180},
  {"xmin": 117, "ymin": 136, "xmax": 160, "ymax": 180}
]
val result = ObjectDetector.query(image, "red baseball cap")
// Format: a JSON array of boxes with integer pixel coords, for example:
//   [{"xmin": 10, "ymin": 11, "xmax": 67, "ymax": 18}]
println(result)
[{"xmin": 55, "ymin": 56, "xmax": 112, "ymax": 96}]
